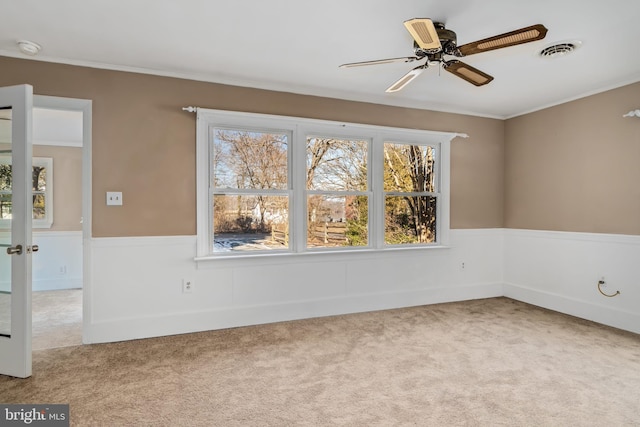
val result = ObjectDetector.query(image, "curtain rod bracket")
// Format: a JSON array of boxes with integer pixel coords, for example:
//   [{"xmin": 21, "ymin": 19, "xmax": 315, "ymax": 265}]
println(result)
[{"xmin": 182, "ymin": 106, "xmax": 198, "ymax": 113}]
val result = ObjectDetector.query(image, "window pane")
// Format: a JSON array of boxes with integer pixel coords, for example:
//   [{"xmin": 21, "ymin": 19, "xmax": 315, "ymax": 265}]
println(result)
[
  {"xmin": 0, "ymin": 164, "xmax": 11, "ymax": 190},
  {"xmin": 307, "ymin": 195, "xmax": 368, "ymax": 247},
  {"xmin": 385, "ymin": 196, "xmax": 437, "ymax": 244},
  {"xmin": 306, "ymin": 137, "xmax": 367, "ymax": 191},
  {"xmin": 213, "ymin": 129, "xmax": 288, "ymax": 190},
  {"xmin": 32, "ymin": 193, "xmax": 45, "ymax": 219},
  {"xmin": 383, "ymin": 143, "xmax": 436, "ymax": 192},
  {"xmin": 33, "ymin": 166, "xmax": 46, "ymax": 191},
  {"xmin": 0, "ymin": 193, "xmax": 10, "ymax": 219},
  {"xmin": 213, "ymin": 194, "xmax": 288, "ymax": 252}
]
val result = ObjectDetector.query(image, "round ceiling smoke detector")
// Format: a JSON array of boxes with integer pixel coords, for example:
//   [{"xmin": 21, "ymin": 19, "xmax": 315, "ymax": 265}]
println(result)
[
  {"xmin": 17, "ymin": 40, "xmax": 42, "ymax": 56},
  {"xmin": 538, "ymin": 41, "xmax": 581, "ymax": 59}
]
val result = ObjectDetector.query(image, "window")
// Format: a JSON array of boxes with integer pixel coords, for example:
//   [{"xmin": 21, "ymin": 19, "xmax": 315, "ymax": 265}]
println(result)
[
  {"xmin": 196, "ymin": 109, "xmax": 458, "ymax": 259},
  {"xmin": 383, "ymin": 142, "xmax": 438, "ymax": 245},
  {"xmin": 211, "ymin": 128, "xmax": 290, "ymax": 252},
  {"xmin": 306, "ymin": 137, "xmax": 369, "ymax": 248},
  {"xmin": 0, "ymin": 157, "xmax": 53, "ymax": 229}
]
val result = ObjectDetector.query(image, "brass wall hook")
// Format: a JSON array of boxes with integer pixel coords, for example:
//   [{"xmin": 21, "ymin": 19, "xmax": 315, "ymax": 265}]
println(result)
[{"xmin": 597, "ymin": 279, "xmax": 620, "ymax": 298}]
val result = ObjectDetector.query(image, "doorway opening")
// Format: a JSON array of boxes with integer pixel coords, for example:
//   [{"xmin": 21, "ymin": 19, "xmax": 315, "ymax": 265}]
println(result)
[{"xmin": 31, "ymin": 96, "xmax": 91, "ymax": 350}]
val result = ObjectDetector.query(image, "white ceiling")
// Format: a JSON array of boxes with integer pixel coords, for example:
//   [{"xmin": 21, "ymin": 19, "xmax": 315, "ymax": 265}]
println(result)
[{"xmin": 1, "ymin": 0, "xmax": 640, "ymax": 118}]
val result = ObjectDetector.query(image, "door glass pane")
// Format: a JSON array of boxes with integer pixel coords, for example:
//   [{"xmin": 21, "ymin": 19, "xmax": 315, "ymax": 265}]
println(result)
[{"xmin": 0, "ymin": 106, "xmax": 12, "ymax": 337}]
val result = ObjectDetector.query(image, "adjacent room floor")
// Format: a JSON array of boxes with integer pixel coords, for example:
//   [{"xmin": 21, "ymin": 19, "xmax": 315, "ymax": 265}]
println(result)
[{"xmin": 32, "ymin": 289, "xmax": 82, "ymax": 350}]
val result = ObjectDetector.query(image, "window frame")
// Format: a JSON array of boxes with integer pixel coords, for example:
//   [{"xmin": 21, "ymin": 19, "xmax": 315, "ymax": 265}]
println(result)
[
  {"xmin": 195, "ymin": 108, "xmax": 459, "ymax": 260},
  {"xmin": 0, "ymin": 156, "xmax": 53, "ymax": 229}
]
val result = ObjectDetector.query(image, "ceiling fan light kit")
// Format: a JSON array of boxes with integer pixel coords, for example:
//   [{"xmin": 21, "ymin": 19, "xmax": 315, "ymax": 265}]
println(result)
[{"xmin": 340, "ymin": 18, "xmax": 548, "ymax": 92}]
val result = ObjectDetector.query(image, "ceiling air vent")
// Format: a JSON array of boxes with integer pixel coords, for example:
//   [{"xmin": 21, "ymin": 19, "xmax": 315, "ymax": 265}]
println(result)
[{"xmin": 538, "ymin": 41, "xmax": 581, "ymax": 58}]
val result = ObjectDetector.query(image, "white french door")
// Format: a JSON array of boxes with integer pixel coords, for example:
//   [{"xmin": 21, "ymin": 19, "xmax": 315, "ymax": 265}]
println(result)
[{"xmin": 0, "ymin": 84, "xmax": 34, "ymax": 378}]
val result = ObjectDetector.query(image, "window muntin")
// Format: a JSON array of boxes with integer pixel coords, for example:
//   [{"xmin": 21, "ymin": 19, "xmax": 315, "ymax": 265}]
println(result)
[
  {"xmin": 383, "ymin": 143, "xmax": 438, "ymax": 245},
  {"xmin": 306, "ymin": 137, "xmax": 368, "ymax": 248},
  {"xmin": 210, "ymin": 128, "xmax": 290, "ymax": 253},
  {"xmin": 196, "ymin": 109, "xmax": 454, "ymax": 259},
  {"xmin": 0, "ymin": 156, "xmax": 53, "ymax": 228}
]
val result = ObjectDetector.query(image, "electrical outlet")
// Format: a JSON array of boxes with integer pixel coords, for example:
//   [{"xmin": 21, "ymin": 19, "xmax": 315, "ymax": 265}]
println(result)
[
  {"xmin": 182, "ymin": 279, "xmax": 194, "ymax": 294},
  {"xmin": 460, "ymin": 262, "xmax": 466, "ymax": 271},
  {"xmin": 106, "ymin": 191, "xmax": 123, "ymax": 206},
  {"xmin": 59, "ymin": 265, "xmax": 67, "ymax": 275}
]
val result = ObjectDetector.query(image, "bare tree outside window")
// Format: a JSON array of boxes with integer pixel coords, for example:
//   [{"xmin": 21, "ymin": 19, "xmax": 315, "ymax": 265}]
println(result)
[
  {"xmin": 211, "ymin": 129, "xmax": 289, "ymax": 252},
  {"xmin": 0, "ymin": 159, "xmax": 50, "ymax": 223},
  {"xmin": 306, "ymin": 137, "xmax": 368, "ymax": 248},
  {"xmin": 384, "ymin": 143, "xmax": 437, "ymax": 244}
]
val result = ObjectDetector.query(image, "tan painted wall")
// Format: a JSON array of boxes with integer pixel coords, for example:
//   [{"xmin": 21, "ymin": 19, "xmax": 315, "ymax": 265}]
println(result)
[
  {"xmin": 505, "ymin": 82, "xmax": 640, "ymax": 235},
  {"xmin": 0, "ymin": 56, "xmax": 504, "ymax": 236}
]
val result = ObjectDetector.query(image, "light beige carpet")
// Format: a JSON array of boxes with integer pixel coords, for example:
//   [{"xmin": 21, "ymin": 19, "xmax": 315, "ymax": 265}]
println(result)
[{"xmin": 1, "ymin": 297, "xmax": 639, "ymax": 426}]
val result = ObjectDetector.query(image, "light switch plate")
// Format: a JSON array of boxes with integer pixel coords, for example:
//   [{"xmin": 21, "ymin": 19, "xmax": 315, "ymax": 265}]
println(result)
[{"xmin": 106, "ymin": 191, "xmax": 123, "ymax": 206}]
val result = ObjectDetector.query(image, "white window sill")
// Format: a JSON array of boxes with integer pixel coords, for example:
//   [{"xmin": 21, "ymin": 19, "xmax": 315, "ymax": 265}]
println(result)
[{"xmin": 195, "ymin": 244, "xmax": 450, "ymax": 268}]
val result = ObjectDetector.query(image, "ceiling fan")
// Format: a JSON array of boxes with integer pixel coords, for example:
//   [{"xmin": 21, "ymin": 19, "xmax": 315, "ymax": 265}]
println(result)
[{"xmin": 339, "ymin": 18, "xmax": 548, "ymax": 92}]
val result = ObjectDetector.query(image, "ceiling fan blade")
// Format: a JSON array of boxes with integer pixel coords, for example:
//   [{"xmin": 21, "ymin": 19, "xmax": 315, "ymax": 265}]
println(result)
[
  {"xmin": 339, "ymin": 57, "xmax": 419, "ymax": 68},
  {"xmin": 458, "ymin": 24, "xmax": 548, "ymax": 56},
  {"xmin": 444, "ymin": 60, "xmax": 494, "ymax": 86},
  {"xmin": 403, "ymin": 18, "xmax": 442, "ymax": 51},
  {"xmin": 385, "ymin": 65, "xmax": 427, "ymax": 93}
]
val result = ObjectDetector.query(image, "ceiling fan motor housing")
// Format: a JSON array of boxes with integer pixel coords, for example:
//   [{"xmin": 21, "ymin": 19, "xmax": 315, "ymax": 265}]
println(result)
[{"xmin": 414, "ymin": 23, "xmax": 459, "ymax": 57}]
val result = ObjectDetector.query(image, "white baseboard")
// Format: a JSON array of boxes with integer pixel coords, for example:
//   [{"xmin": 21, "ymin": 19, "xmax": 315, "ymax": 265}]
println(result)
[
  {"xmin": 33, "ymin": 278, "xmax": 83, "ymax": 292},
  {"xmin": 504, "ymin": 282, "xmax": 640, "ymax": 335},
  {"xmin": 88, "ymin": 282, "xmax": 504, "ymax": 343}
]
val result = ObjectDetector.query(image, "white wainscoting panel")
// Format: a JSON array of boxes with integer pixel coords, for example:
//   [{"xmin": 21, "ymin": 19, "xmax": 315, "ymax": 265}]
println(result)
[
  {"xmin": 504, "ymin": 229, "xmax": 640, "ymax": 334},
  {"xmin": 86, "ymin": 229, "xmax": 504, "ymax": 343}
]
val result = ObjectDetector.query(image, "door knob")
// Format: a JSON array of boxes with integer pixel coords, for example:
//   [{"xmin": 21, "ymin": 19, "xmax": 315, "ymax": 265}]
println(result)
[
  {"xmin": 31, "ymin": 245, "xmax": 39, "ymax": 252},
  {"xmin": 6, "ymin": 245, "xmax": 23, "ymax": 255}
]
